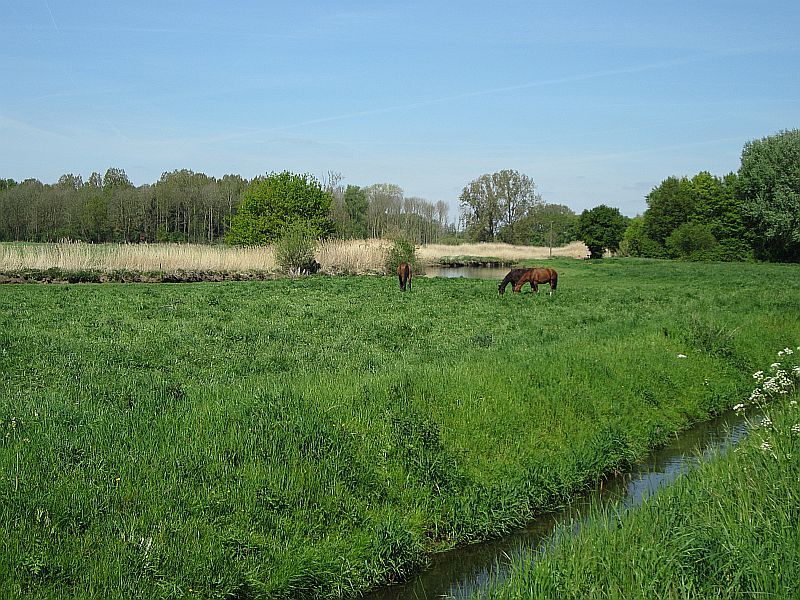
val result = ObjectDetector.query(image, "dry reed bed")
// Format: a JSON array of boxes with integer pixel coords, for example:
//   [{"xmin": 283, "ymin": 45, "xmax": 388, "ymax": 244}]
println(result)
[
  {"xmin": 416, "ymin": 240, "xmax": 589, "ymax": 263},
  {"xmin": 0, "ymin": 239, "xmax": 587, "ymax": 276}
]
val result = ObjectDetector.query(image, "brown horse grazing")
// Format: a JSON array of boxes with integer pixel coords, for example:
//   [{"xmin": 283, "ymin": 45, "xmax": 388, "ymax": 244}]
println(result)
[
  {"xmin": 498, "ymin": 267, "xmax": 558, "ymax": 295},
  {"xmin": 515, "ymin": 267, "xmax": 558, "ymax": 295},
  {"xmin": 498, "ymin": 268, "xmax": 532, "ymax": 295},
  {"xmin": 397, "ymin": 262, "xmax": 412, "ymax": 291}
]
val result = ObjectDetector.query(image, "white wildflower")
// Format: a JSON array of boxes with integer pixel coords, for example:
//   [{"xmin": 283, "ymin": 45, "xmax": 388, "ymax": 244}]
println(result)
[
  {"xmin": 761, "ymin": 416, "xmax": 773, "ymax": 428},
  {"xmin": 783, "ymin": 347, "xmax": 794, "ymax": 355},
  {"xmin": 760, "ymin": 440, "xmax": 772, "ymax": 452},
  {"xmin": 677, "ymin": 354, "xmax": 687, "ymax": 359},
  {"xmin": 753, "ymin": 370, "xmax": 765, "ymax": 380},
  {"xmin": 791, "ymin": 424, "xmax": 800, "ymax": 435},
  {"xmin": 770, "ymin": 362, "xmax": 782, "ymax": 371},
  {"xmin": 733, "ymin": 403, "xmax": 746, "ymax": 412}
]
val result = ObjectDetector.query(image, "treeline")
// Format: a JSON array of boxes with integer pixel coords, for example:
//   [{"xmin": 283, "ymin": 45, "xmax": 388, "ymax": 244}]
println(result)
[
  {"xmin": 0, "ymin": 169, "xmax": 456, "ymax": 245},
  {"xmin": 0, "ymin": 169, "xmax": 245, "ymax": 244},
  {"xmin": 622, "ymin": 129, "xmax": 800, "ymax": 262},
  {"xmin": 621, "ymin": 171, "xmax": 748, "ymax": 261}
]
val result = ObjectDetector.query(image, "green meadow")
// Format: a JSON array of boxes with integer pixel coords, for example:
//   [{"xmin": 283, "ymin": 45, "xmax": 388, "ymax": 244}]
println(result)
[{"xmin": 1, "ymin": 259, "xmax": 799, "ymax": 599}]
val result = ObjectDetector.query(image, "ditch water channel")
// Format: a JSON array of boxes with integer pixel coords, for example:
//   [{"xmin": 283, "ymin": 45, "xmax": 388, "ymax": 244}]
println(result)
[{"xmin": 364, "ymin": 406, "xmax": 755, "ymax": 600}]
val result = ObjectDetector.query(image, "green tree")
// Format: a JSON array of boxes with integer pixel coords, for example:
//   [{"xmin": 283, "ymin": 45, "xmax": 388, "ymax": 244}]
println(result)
[
  {"xmin": 642, "ymin": 176, "xmax": 695, "ymax": 250},
  {"xmin": 226, "ymin": 171, "xmax": 333, "ymax": 245},
  {"xmin": 459, "ymin": 170, "xmax": 541, "ymax": 242},
  {"xmin": 738, "ymin": 129, "xmax": 800, "ymax": 261},
  {"xmin": 620, "ymin": 215, "xmax": 664, "ymax": 257},
  {"xmin": 577, "ymin": 205, "xmax": 627, "ymax": 259},
  {"xmin": 666, "ymin": 222, "xmax": 717, "ymax": 258},
  {"xmin": 343, "ymin": 185, "xmax": 368, "ymax": 239},
  {"xmin": 512, "ymin": 203, "xmax": 578, "ymax": 247}
]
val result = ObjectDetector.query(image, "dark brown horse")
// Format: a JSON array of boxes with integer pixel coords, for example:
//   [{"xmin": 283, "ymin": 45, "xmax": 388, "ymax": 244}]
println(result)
[
  {"xmin": 498, "ymin": 268, "xmax": 531, "ymax": 295},
  {"xmin": 498, "ymin": 267, "xmax": 558, "ymax": 295},
  {"xmin": 397, "ymin": 262, "xmax": 412, "ymax": 291}
]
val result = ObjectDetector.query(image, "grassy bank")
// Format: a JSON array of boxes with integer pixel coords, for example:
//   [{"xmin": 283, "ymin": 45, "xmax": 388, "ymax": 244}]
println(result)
[
  {"xmin": 0, "ymin": 259, "xmax": 798, "ymax": 598},
  {"xmin": 473, "ymin": 353, "xmax": 800, "ymax": 599}
]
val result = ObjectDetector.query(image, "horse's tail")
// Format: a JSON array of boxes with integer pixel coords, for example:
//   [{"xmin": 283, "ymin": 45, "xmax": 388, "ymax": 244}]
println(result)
[
  {"xmin": 550, "ymin": 268, "xmax": 558, "ymax": 290},
  {"xmin": 398, "ymin": 262, "xmax": 411, "ymax": 291}
]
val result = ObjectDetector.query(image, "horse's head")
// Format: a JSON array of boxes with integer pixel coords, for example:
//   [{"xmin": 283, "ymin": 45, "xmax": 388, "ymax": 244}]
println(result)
[{"xmin": 498, "ymin": 282, "xmax": 506, "ymax": 295}]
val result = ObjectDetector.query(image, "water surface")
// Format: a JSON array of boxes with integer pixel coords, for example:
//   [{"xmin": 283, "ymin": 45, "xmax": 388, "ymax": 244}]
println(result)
[{"xmin": 424, "ymin": 266, "xmax": 510, "ymax": 280}]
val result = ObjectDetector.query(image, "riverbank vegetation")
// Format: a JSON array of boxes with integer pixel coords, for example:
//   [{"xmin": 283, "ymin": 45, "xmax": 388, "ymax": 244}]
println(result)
[
  {"xmin": 473, "ymin": 351, "xmax": 800, "ymax": 599},
  {"xmin": 0, "ymin": 239, "xmax": 589, "ymax": 283},
  {"xmin": 1, "ymin": 259, "xmax": 799, "ymax": 598}
]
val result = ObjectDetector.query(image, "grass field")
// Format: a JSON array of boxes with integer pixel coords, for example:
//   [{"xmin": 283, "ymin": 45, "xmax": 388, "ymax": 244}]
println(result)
[{"xmin": 1, "ymin": 258, "xmax": 799, "ymax": 598}]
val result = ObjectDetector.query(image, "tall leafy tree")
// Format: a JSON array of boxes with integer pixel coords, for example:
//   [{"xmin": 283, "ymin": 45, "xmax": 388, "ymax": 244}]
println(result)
[
  {"xmin": 642, "ymin": 176, "xmax": 695, "ymax": 248},
  {"xmin": 226, "ymin": 171, "xmax": 333, "ymax": 245},
  {"xmin": 512, "ymin": 203, "xmax": 578, "ymax": 246},
  {"xmin": 738, "ymin": 129, "xmax": 800, "ymax": 261},
  {"xmin": 577, "ymin": 204, "xmax": 627, "ymax": 259},
  {"xmin": 459, "ymin": 169, "xmax": 541, "ymax": 242}
]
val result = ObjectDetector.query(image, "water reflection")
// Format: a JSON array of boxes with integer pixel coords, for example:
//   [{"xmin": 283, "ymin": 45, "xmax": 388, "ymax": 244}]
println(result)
[
  {"xmin": 424, "ymin": 266, "xmax": 510, "ymax": 280},
  {"xmin": 364, "ymin": 410, "xmax": 752, "ymax": 600}
]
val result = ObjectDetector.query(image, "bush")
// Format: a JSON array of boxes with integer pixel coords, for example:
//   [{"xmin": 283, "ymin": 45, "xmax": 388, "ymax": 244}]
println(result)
[
  {"xmin": 384, "ymin": 237, "xmax": 418, "ymax": 275},
  {"xmin": 666, "ymin": 222, "xmax": 717, "ymax": 258},
  {"xmin": 274, "ymin": 222, "xmax": 320, "ymax": 276}
]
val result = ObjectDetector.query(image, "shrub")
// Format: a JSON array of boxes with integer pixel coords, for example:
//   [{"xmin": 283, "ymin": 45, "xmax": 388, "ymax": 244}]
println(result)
[
  {"xmin": 384, "ymin": 237, "xmax": 418, "ymax": 275},
  {"xmin": 666, "ymin": 221, "xmax": 717, "ymax": 258},
  {"xmin": 274, "ymin": 222, "xmax": 319, "ymax": 276}
]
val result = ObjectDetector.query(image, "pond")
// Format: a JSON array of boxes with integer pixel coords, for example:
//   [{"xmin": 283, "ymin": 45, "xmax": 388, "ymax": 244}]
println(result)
[
  {"xmin": 364, "ymin": 409, "xmax": 753, "ymax": 600},
  {"xmin": 424, "ymin": 266, "xmax": 510, "ymax": 280}
]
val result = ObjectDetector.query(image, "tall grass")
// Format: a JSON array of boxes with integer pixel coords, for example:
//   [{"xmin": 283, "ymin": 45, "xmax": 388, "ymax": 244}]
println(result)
[
  {"xmin": 0, "ymin": 259, "xmax": 798, "ymax": 598},
  {"xmin": 474, "ymin": 351, "xmax": 800, "ymax": 599},
  {"xmin": 0, "ymin": 241, "xmax": 277, "ymax": 273}
]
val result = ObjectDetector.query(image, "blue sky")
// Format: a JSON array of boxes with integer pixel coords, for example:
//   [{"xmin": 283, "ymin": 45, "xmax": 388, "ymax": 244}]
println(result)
[{"xmin": 2, "ymin": 1, "xmax": 798, "ymax": 219}]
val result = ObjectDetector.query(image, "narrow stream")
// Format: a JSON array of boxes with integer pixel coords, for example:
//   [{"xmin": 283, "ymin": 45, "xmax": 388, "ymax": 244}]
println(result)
[{"xmin": 364, "ymin": 409, "xmax": 753, "ymax": 600}]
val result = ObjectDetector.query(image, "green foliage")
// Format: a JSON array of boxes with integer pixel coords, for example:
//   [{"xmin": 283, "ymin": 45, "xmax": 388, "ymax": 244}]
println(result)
[
  {"xmin": 619, "ymin": 216, "xmax": 665, "ymax": 258},
  {"xmin": 641, "ymin": 170, "xmax": 754, "ymax": 260},
  {"xmin": 665, "ymin": 221, "xmax": 717, "ymax": 258},
  {"xmin": 274, "ymin": 222, "xmax": 319, "ymax": 275},
  {"xmin": 643, "ymin": 175, "xmax": 695, "ymax": 246},
  {"xmin": 576, "ymin": 204, "xmax": 627, "ymax": 259},
  {"xmin": 227, "ymin": 171, "xmax": 333, "ymax": 246},
  {"xmin": 342, "ymin": 185, "xmax": 368, "ymax": 239},
  {"xmin": 384, "ymin": 236, "xmax": 418, "ymax": 275},
  {"xmin": 508, "ymin": 203, "xmax": 578, "ymax": 246},
  {"xmin": 460, "ymin": 170, "xmax": 542, "ymax": 242},
  {"xmin": 738, "ymin": 129, "xmax": 800, "ymax": 262}
]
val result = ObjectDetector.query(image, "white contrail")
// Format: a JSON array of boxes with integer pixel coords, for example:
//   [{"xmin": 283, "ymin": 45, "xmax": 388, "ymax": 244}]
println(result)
[
  {"xmin": 218, "ymin": 52, "xmax": 725, "ymax": 142},
  {"xmin": 44, "ymin": 0, "xmax": 60, "ymax": 32}
]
